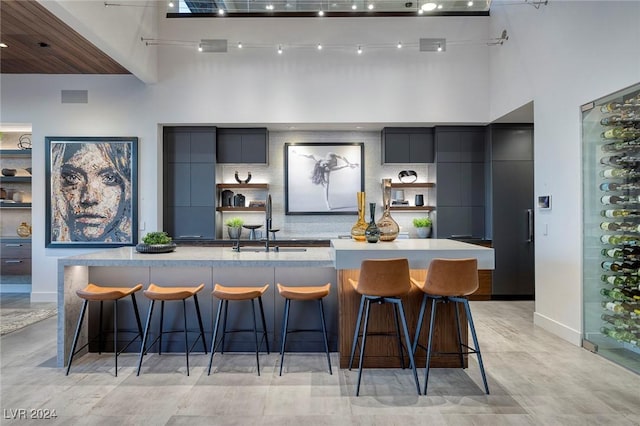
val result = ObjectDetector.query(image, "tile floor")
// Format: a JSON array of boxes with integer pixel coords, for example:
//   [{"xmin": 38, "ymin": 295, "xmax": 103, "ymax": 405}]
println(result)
[{"xmin": 1, "ymin": 300, "xmax": 639, "ymax": 425}]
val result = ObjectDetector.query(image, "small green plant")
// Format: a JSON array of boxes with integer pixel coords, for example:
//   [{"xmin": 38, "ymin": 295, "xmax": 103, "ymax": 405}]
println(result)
[
  {"xmin": 412, "ymin": 217, "xmax": 432, "ymax": 228},
  {"xmin": 225, "ymin": 217, "xmax": 244, "ymax": 228},
  {"xmin": 142, "ymin": 231, "xmax": 172, "ymax": 245}
]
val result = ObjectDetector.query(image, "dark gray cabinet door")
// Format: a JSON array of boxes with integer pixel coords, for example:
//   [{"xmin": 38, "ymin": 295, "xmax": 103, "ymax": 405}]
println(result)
[
  {"xmin": 163, "ymin": 127, "xmax": 216, "ymax": 240},
  {"xmin": 382, "ymin": 128, "xmax": 434, "ymax": 163},
  {"xmin": 217, "ymin": 128, "xmax": 268, "ymax": 164}
]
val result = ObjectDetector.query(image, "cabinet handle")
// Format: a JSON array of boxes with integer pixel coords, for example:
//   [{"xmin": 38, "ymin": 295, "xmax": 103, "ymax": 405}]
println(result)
[
  {"xmin": 5, "ymin": 244, "xmax": 23, "ymax": 247},
  {"xmin": 4, "ymin": 260, "xmax": 23, "ymax": 263},
  {"xmin": 526, "ymin": 209, "xmax": 533, "ymax": 243},
  {"xmin": 178, "ymin": 235, "xmax": 203, "ymax": 238}
]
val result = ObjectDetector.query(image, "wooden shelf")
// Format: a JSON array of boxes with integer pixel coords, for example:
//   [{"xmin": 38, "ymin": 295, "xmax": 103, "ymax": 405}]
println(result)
[
  {"xmin": 0, "ymin": 176, "xmax": 30, "ymax": 183},
  {"xmin": 216, "ymin": 183, "xmax": 268, "ymax": 190},
  {"xmin": 0, "ymin": 202, "xmax": 31, "ymax": 208},
  {"xmin": 216, "ymin": 207, "xmax": 266, "ymax": 212},
  {"xmin": 389, "ymin": 182, "xmax": 435, "ymax": 188},
  {"xmin": 389, "ymin": 205, "xmax": 435, "ymax": 211},
  {"xmin": 0, "ymin": 150, "xmax": 31, "ymax": 157}
]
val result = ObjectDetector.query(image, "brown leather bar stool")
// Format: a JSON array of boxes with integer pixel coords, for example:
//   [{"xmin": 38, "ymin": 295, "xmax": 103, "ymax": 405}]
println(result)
[
  {"xmin": 347, "ymin": 258, "xmax": 421, "ymax": 396},
  {"xmin": 207, "ymin": 283, "xmax": 270, "ymax": 376},
  {"xmin": 411, "ymin": 258, "xmax": 489, "ymax": 395},
  {"xmin": 277, "ymin": 283, "xmax": 332, "ymax": 376},
  {"xmin": 136, "ymin": 283, "xmax": 207, "ymax": 376},
  {"xmin": 66, "ymin": 283, "xmax": 144, "ymax": 376}
]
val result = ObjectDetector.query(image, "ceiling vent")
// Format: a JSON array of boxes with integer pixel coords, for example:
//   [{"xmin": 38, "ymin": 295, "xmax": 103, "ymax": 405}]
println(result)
[
  {"xmin": 199, "ymin": 39, "xmax": 228, "ymax": 53},
  {"xmin": 419, "ymin": 38, "xmax": 446, "ymax": 52}
]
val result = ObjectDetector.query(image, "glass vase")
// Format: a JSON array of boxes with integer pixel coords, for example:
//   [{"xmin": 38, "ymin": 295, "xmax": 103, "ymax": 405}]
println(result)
[
  {"xmin": 350, "ymin": 192, "xmax": 368, "ymax": 241},
  {"xmin": 377, "ymin": 178, "xmax": 400, "ymax": 241},
  {"xmin": 365, "ymin": 202, "xmax": 380, "ymax": 243}
]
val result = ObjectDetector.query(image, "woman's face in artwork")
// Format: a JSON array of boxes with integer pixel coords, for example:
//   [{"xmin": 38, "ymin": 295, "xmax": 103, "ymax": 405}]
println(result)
[{"xmin": 59, "ymin": 144, "xmax": 125, "ymax": 240}]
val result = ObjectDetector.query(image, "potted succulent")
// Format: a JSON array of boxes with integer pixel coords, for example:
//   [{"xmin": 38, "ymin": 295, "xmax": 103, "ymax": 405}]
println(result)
[
  {"xmin": 413, "ymin": 217, "xmax": 433, "ymax": 239},
  {"xmin": 225, "ymin": 217, "xmax": 244, "ymax": 239},
  {"xmin": 136, "ymin": 231, "xmax": 176, "ymax": 253}
]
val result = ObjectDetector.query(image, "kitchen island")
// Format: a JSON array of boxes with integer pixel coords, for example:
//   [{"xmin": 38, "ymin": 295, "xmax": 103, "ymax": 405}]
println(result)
[{"xmin": 58, "ymin": 239, "xmax": 494, "ymax": 369}]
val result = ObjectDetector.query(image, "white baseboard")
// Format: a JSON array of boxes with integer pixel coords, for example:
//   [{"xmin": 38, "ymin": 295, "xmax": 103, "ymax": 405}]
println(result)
[
  {"xmin": 30, "ymin": 291, "xmax": 57, "ymax": 303},
  {"xmin": 534, "ymin": 311, "xmax": 582, "ymax": 346}
]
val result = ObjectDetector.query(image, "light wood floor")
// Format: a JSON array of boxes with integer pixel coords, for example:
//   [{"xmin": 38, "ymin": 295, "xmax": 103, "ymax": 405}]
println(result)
[{"xmin": 1, "ymin": 300, "xmax": 639, "ymax": 425}]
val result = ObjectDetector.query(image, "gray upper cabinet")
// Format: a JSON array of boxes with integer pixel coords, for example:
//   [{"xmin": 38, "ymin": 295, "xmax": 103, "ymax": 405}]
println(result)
[
  {"xmin": 435, "ymin": 126, "xmax": 487, "ymax": 238},
  {"xmin": 381, "ymin": 127, "xmax": 434, "ymax": 163},
  {"xmin": 163, "ymin": 127, "xmax": 217, "ymax": 240},
  {"xmin": 217, "ymin": 128, "xmax": 268, "ymax": 164}
]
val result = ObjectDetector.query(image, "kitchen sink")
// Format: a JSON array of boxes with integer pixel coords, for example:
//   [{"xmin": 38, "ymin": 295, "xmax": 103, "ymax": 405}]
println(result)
[{"xmin": 231, "ymin": 247, "xmax": 307, "ymax": 253}]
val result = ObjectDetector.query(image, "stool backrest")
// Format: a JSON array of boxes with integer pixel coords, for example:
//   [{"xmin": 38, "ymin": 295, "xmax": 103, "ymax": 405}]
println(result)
[
  {"xmin": 357, "ymin": 258, "xmax": 411, "ymax": 297},
  {"xmin": 425, "ymin": 258, "xmax": 478, "ymax": 296}
]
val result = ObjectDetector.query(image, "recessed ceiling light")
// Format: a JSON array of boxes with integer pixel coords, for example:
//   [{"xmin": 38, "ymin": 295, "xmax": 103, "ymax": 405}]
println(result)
[
  {"xmin": 421, "ymin": 2, "xmax": 437, "ymax": 11},
  {"xmin": 397, "ymin": 41, "xmax": 402, "ymax": 49},
  {"xmin": 352, "ymin": 4, "xmax": 357, "ymax": 10},
  {"xmin": 266, "ymin": 4, "xmax": 274, "ymax": 10},
  {"xmin": 317, "ymin": 44, "xmax": 323, "ymax": 50},
  {"xmin": 198, "ymin": 44, "xmax": 203, "ymax": 52},
  {"xmin": 237, "ymin": 42, "xmax": 243, "ymax": 49},
  {"xmin": 357, "ymin": 45, "xmax": 363, "ymax": 54},
  {"xmin": 318, "ymin": 10, "xmax": 324, "ymax": 16},
  {"xmin": 467, "ymin": 1, "xmax": 474, "ymax": 6},
  {"xmin": 437, "ymin": 4, "xmax": 443, "ymax": 8},
  {"xmin": 217, "ymin": 8, "xmax": 225, "ymax": 15},
  {"xmin": 418, "ymin": 9, "xmax": 424, "ymax": 15},
  {"xmin": 437, "ymin": 43, "xmax": 443, "ymax": 52},
  {"xmin": 368, "ymin": 4, "xmax": 374, "ymax": 10},
  {"xmin": 278, "ymin": 45, "xmax": 283, "ymax": 54},
  {"xmin": 168, "ymin": 1, "xmax": 174, "ymax": 8},
  {"xmin": 0, "ymin": 42, "xmax": 7, "ymax": 48}
]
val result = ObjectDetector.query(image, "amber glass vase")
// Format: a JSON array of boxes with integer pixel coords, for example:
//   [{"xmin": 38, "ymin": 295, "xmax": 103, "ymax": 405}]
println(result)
[
  {"xmin": 350, "ymin": 192, "xmax": 368, "ymax": 241},
  {"xmin": 376, "ymin": 178, "xmax": 399, "ymax": 241}
]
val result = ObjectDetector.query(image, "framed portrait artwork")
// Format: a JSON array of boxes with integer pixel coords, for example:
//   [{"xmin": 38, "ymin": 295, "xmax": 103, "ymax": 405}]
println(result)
[
  {"xmin": 45, "ymin": 136, "xmax": 138, "ymax": 248},
  {"xmin": 285, "ymin": 143, "xmax": 364, "ymax": 215}
]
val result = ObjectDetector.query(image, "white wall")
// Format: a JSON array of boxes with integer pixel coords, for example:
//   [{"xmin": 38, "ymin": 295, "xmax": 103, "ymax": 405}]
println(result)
[
  {"xmin": 0, "ymin": 15, "xmax": 491, "ymax": 302},
  {"xmin": 489, "ymin": 0, "xmax": 640, "ymax": 344}
]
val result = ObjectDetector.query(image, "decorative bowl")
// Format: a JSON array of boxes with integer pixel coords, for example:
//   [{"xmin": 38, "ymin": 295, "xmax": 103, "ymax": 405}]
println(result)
[
  {"xmin": 1, "ymin": 168, "xmax": 17, "ymax": 177},
  {"xmin": 135, "ymin": 243, "xmax": 177, "ymax": 253}
]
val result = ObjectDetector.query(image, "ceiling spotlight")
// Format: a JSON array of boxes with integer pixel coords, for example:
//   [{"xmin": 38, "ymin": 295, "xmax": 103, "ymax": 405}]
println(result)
[
  {"xmin": 317, "ymin": 43, "xmax": 323, "ymax": 50},
  {"xmin": 437, "ymin": 4, "xmax": 443, "ymax": 8},
  {"xmin": 237, "ymin": 42, "xmax": 243, "ymax": 49},
  {"xmin": 421, "ymin": 2, "xmax": 437, "ymax": 11},
  {"xmin": 437, "ymin": 43, "xmax": 442, "ymax": 52},
  {"xmin": 217, "ymin": 8, "xmax": 225, "ymax": 15},
  {"xmin": 351, "ymin": 4, "xmax": 357, "ymax": 10},
  {"xmin": 168, "ymin": 1, "xmax": 174, "ymax": 8},
  {"xmin": 397, "ymin": 41, "xmax": 402, "ymax": 49},
  {"xmin": 278, "ymin": 45, "xmax": 283, "ymax": 54},
  {"xmin": 198, "ymin": 44, "xmax": 203, "ymax": 52},
  {"xmin": 357, "ymin": 45, "xmax": 363, "ymax": 54},
  {"xmin": 318, "ymin": 10, "xmax": 324, "ymax": 16},
  {"xmin": 266, "ymin": 4, "xmax": 274, "ymax": 10},
  {"xmin": 467, "ymin": 1, "xmax": 473, "ymax": 6},
  {"xmin": 418, "ymin": 9, "xmax": 424, "ymax": 14},
  {"xmin": 368, "ymin": 4, "xmax": 374, "ymax": 10},
  {"xmin": 0, "ymin": 42, "xmax": 7, "ymax": 48}
]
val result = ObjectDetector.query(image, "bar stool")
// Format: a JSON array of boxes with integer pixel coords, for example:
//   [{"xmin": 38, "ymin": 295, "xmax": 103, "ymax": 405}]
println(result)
[
  {"xmin": 411, "ymin": 258, "xmax": 489, "ymax": 395},
  {"xmin": 66, "ymin": 283, "xmax": 143, "ymax": 376},
  {"xmin": 348, "ymin": 258, "xmax": 421, "ymax": 396},
  {"xmin": 207, "ymin": 283, "xmax": 270, "ymax": 376},
  {"xmin": 136, "ymin": 283, "xmax": 207, "ymax": 376},
  {"xmin": 277, "ymin": 283, "xmax": 332, "ymax": 376}
]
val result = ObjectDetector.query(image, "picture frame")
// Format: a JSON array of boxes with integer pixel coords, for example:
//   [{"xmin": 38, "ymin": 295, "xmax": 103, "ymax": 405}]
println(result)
[
  {"xmin": 45, "ymin": 136, "xmax": 138, "ymax": 248},
  {"xmin": 285, "ymin": 142, "xmax": 364, "ymax": 215}
]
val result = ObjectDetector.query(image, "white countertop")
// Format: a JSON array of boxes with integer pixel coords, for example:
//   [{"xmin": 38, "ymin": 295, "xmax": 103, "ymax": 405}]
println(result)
[{"xmin": 330, "ymin": 238, "xmax": 495, "ymax": 269}]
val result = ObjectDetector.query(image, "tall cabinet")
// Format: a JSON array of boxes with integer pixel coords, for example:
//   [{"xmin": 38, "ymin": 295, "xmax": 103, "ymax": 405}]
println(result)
[
  {"xmin": 582, "ymin": 82, "xmax": 640, "ymax": 373},
  {"xmin": 488, "ymin": 124, "xmax": 535, "ymax": 298},
  {"xmin": 163, "ymin": 127, "xmax": 217, "ymax": 241}
]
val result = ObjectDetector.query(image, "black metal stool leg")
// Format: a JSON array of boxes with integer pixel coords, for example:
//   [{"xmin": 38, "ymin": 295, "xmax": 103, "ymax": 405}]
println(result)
[
  {"xmin": 412, "ymin": 293, "xmax": 428, "ymax": 355},
  {"xmin": 137, "ymin": 300, "xmax": 155, "ymax": 376},
  {"xmin": 208, "ymin": 298, "xmax": 224, "ymax": 375},
  {"xmin": 193, "ymin": 294, "xmax": 207, "ymax": 354},
  {"xmin": 98, "ymin": 301, "xmax": 104, "ymax": 354},
  {"xmin": 182, "ymin": 299, "xmax": 189, "ymax": 376},
  {"xmin": 131, "ymin": 293, "xmax": 143, "ymax": 340},
  {"xmin": 66, "ymin": 299, "xmax": 88, "ymax": 375},
  {"xmin": 279, "ymin": 298, "xmax": 291, "ymax": 376},
  {"xmin": 114, "ymin": 300, "xmax": 118, "ymax": 376},
  {"xmin": 395, "ymin": 299, "xmax": 421, "ymax": 395},
  {"xmin": 159, "ymin": 300, "xmax": 165, "ymax": 355},
  {"xmin": 453, "ymin": 299, "xmax": 465, "ymax": 368},
  {"xmin": 349, "ymin": 295, "xmax": 366, "ymax": 370},
  {"xmin": 463, "ymin": 299, "xmax": 489, "ymax": 394},
  {"xmin": 393, "ymin": 303, "xmax": 406, "ymax": 369},
  {"xmin": 251, "ymin": 299, "xmax": 261, "ymax": 376},
  {"xmin": 319, "ymin": 299, "xmax": 332, "ymax": 375},
  {"xmin": 221, "ymin": 300, "xmax": 229, "ymax": 353},
  {"xmin": 258, "ymin": 296, "xmax": 270, "ymax": 354},
  {"xmin": 355, "ymin": 298, "xmax": 372, "ymax": 396},
  {"xmin": 423, "ymin": 297, "xmax": 438, "ymax": 395}
]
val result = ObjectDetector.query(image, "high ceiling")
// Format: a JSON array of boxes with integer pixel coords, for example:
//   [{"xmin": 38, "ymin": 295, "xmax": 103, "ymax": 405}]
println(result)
[{"xmin": 0, "ymin": 0, "xmax": 130, "ymax": 74}]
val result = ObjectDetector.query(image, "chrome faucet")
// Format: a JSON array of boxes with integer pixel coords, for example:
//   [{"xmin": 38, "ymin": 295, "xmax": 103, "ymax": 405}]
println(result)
[{"xmin": 265, "ymin": 194, "xmax": 272, "ymax": 252}]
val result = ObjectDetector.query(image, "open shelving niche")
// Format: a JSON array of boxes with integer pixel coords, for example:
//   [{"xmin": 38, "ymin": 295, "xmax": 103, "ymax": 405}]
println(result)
[
  {"xmin": 388, "ymin": 182, "xmax": 436, "ymax": 212},
  {"xmin": 215, "ymin": 183, "xmax": 269, "ymax": 212}
]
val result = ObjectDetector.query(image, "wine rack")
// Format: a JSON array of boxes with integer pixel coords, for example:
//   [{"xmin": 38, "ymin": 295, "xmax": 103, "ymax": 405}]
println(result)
[{"xmin": 583, "ymin": 82, "xmax": 640, "ymax": 372}]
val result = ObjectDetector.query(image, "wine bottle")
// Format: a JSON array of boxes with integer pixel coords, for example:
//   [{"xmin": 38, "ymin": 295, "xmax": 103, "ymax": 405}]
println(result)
[
  {"xmin": 600, "ymin": 113, "xmax": 640, "ymax": 126},
  {"xmin": 601, "ymin": 99, "xmax": 640, "ymax": 113},
  {"xmin": 600, "ymin": 222, "xmax": 640, "ymax": 232},
  {"xmin": 600, "ymin": 287, "xmax": 640, "ymax": 301},
  {"xmin": 601, "ymin": 313, "xmax": 633, "ymax": 329},
  {"xmin": 600, "ymin": 168, "xmax": 640, "ymax": 179},
  {"xmin": 601, "ymin": 127, "xmax": 640, "ymax": 140},
  {"xmin": 600, "ymin": 326, "xmax": 638, "ymax": 345},
  {"xmin": 600, "ymin": 210, "xmax": 640, "ymax": 219},
  {"xmin": 601, "ymin": 274, "xmax": 640, "ymax": 287},
  {"xmin": 601, "ymin": 195, "xmax": 640, "ymax": 205},
  {"xmin": 600, "ymin": 182, "xmax": 640, "ymax": 191},
  {"xmin": 601, "ymin": 300, "xmax": 640, "ymax": 316},
  {"xmin": 600, "ymin": 155, "xmax": 640, "ymax": 167}
]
